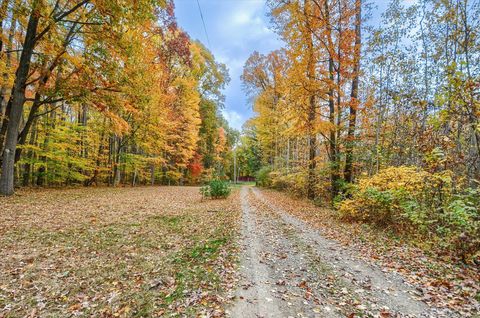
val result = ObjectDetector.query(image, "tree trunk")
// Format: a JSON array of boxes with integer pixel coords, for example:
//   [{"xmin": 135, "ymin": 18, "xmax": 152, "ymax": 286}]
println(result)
[
  {"xmin": 15, "ymin": 94, "xmax": 42, "ymax": 162},
  {"xmin": 344, "ymin": 0, "xmax": 362, "ymax": 184},
  {"xmin": 307, "ymin": 94, "xmax": 316, "ymax": 200},
  {"xmin": 113, "ymin": 136, "xmax": 122, "ymax": 186},
  {"xmin": 0, "ymin": 2, "xmax": 40, "ymax": 195},
  {"xmin": 150, "ymin": 163, "xmax": 155, "ymax": 185},
  {"xmin": 304, "ymin": 0, "xmax": 317, "ymax": 200},
  {"xmin": 86, "ymin": 117, "xmax": 106, "ymax": 186},
  {"xmin": 328, "ymin": 57, "xmax": 339, "ymax": 198},
  {"xmin": 22, "ymin": 118, "xmax": 37, "ymax": 186},
  {"xmin": 0, "ymin": 0, "xmax": 14, "ymax": 131}
]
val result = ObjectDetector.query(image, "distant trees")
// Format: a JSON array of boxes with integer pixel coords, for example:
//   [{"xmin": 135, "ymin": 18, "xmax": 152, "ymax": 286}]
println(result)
[{"xmin": 0, "ymin": 0, "xmax": 235, "ymax": 195}]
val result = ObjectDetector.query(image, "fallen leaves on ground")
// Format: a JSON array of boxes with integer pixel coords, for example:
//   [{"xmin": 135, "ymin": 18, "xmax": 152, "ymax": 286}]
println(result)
[
  {"xmin": 257, "ymin": 188, "xmax": 480, "ymax": 316},
  {"xmin": 0, "ymin": 186, "xmax": 240, "ymax": 317}
]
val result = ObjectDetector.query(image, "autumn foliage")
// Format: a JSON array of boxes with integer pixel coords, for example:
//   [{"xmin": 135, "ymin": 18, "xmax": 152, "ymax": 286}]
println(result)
[
  {"xmin": 0, "ymin": 1, "xmax": 235, "ymax": 193},
  {"xmin": 338, "ymin": 166, "xmax": 479, "ymax": 260},
  {"xmin": 238, "ymin": 0, "xmax": 479, "ymax": 262}
]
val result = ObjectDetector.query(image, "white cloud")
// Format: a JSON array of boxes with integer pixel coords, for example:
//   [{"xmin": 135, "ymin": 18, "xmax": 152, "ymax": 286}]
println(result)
[
  {"xmin": 175, "ymin": 0, "xmax": 283, "ymax": 130},
  {"xmin": 213, "ymin": 0, "xmax": 280, "ymax": 48},
  {"xmin": 221, "ymin": 109, "xmax": 244, "ymax": 130}
]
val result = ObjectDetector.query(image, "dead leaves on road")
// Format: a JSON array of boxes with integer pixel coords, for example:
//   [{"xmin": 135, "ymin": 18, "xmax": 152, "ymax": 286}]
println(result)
[{"xmin": 258, "ymin": 189, "xmax": 480, "ymax": 316}]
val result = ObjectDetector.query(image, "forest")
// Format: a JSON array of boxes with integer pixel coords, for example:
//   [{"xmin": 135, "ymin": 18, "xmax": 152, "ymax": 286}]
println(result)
[
  {"xmin": 0, "ymin": 0, "xmax": 236, "ymax": 196},
  {"xmin": 0, "ymin": 0, "xmax": 479, "ymax": 317}
]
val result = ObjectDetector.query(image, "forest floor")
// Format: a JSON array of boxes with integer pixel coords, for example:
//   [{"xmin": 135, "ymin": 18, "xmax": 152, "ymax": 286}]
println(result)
[
  {"xmin": 0, "ymin": 186, "xmax": 478, "ymax": 318},
  {"xmin": 0, "ymin": 187, "xmax": 240, "ymax": 317}
]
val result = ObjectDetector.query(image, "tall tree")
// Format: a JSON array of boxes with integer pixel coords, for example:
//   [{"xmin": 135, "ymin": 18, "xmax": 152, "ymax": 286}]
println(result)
[{"xmin": 344, "ymin": 0, "xmax": 362, "ymax": 183}]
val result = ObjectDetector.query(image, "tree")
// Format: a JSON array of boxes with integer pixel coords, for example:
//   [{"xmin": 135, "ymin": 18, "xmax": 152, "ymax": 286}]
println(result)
[
  {"xmin": 0, "ymin": 0, "xmax": 236, "ymax": 194},
  {"xmin": 344, "ymin": 0, "xmax": 362, "ymax": 183}
]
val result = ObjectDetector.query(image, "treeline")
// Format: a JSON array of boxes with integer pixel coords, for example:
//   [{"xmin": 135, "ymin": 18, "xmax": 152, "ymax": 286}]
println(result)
[
  {"xmin": 0, "ymin": 0, "xmax": 236, "ymax": 196},
  {"xmin": 239, "ymin": 0, "xmax": 479, "ymax": 260}
]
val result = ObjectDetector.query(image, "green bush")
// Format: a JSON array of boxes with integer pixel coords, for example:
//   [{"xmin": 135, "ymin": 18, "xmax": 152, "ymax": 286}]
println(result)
[
  {"xmin": 441, "ymin": 189, "xmax": 480, "ymax": 260},
  {"xmin": 200, "ymin": 180, "xmax": 231, "ymax": 199},
  {"xmin": 256, "ymin": 166, "xmax": 272, "ymax": 187}
]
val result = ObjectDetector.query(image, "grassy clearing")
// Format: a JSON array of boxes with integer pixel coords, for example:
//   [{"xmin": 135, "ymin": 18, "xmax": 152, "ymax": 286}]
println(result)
[{"xmin": 0, "ymin": 186, "xmax": 240, "ymax": 317}]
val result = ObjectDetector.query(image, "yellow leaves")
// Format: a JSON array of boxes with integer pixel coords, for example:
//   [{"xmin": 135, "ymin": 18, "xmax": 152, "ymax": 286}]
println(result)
[
  {"xmin": 358, "ymin": 166, "xmax": 430, "ymax": 193},
  {"xmin": 0, "ymin": 0, "xmax": 231, "ymax": 189},
  {"xmin": 356, "ymin": 166, "xmax": 454, "ymax": 196},
  {"xmin": 215, "ymin": 127, "xmax": 227, "ymax": 157},
  {"xmin": 338, "ymin": 166, "xmax": 457, "ymax": 224},
  {"xmin": 122, "ymin": 102, "xmax": 140, "ymax": 116},
  {"xmin": 104, "ymin": 110, "xmax": 130, "ymax": 135},
  {"xmin": 64, "ymin": 54, "xmax": 85, "ymax": 69},
  {"xmin": 338, "ymin": 198, "xmax": 360, "ymax": 220}
]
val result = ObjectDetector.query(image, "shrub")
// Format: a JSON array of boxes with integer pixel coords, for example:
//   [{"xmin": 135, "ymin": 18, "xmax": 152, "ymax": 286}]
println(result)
[
  {"xmin": 270, "ymin": 170, "xmax": 307, "ymax": 197},
  {"xmin": 338, "ymin": 167, "xmax": 431, "ymax": 226},
  {"xmin": 256, "ymin": 167, "xmax": 318, "ymax": 198},
  {"xmin": 256, "ymin": 166, "xmax": 272, "ymax": 187},
  {"xmin": 441, "ymin": 189, "xmax": 480, "ymax": 260},
  {"xmin": 200, "ymin": 179, "xmax": 231, "ymax": 199},
  {"xmin": 358, "ymin": 166, "xmax": 429, "ymax": 191},
  {"xmin": 338, "ymin": 166, "xmax": 479, "ymax": 260}
]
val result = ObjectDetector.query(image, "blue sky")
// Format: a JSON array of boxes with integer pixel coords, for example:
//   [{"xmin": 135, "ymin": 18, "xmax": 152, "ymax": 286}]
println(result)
[
  {"xmin": 174, "ymin": 0, "xmax": 391, "ymax": 131},
  {"xmin": 174, "ymin": 0, "xmax": 283, "ymax": 131}
]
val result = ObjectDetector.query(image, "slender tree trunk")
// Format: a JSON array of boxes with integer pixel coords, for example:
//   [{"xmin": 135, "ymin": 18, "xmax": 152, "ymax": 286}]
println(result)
[
  {"xmin": 22, "ymin": 118, "xmax": 37, "ymax": 186},
  {"xmin": 304, "ymin": 0, "xmax": 317, "ymax": 200},
  {"xmin": 86, "ymin": 117, "xmax": 106, "ymax": 186},
  {"xmin": 113, "ymin": 136, "xmax": 122, "ymax": 186},
  {"xmin": 322, "ymin": 0, "xmax": 339, "ymax": 199},
  {"xmin": 132, "ymin": 169, "xmax": 137, "ymax": 186},
  {"xmin": 0, "ymin": 2, "xmax": 40, "ymax": 195},
  {"xmin": 0, "ymin": 0, "xmax": 14, "ymax": 131},
  {"xmin": 285, "ymin": 141, "xmax": 288, "ymax": 170},
  {"xmin": 328, "ymin": 56, "xmax": 339, "ymax": 198},
  {"xmin": 37, "ymin": 105, "xmax": 56, "ymax": 186},
  {"xmin": 307, "ymin": 94, "xmax": 316, "ymax": 200},
  {"xmin": 15, "ymin": 95, "xmax": 42, "ymax": 162},
  {"xmin": 344, "ymin": 0, "xmax": 362, "ymax": 184},
  {"xmin": 0, "ymin": 99, "xmax": 11, "ymax": 153},
  {"xmin": 150, "ymin": 163, "xmax": 155, "ymax": 185}
]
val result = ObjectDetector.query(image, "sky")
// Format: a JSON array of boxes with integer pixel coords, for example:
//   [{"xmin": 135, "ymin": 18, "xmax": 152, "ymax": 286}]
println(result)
[
  {"xmin": 174, "ymin": 0, "xmax": 390, "ymax": 131},
  {"xmin": 174, "ymin": 0, "xmax": 283, "ymax": 131}
]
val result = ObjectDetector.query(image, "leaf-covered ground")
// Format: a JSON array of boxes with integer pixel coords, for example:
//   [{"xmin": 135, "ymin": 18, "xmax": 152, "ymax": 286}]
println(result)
[
  {"xmin": 0, "ymin": 186, "xmax": 240, "ymax": 317},
  {"xmin": 231, "ymin": 187, "xmax": 435, "ymax": 318},
  {"xmin": 256, "ymin": 188, "xmax": 480, "ymax": 316},
  {"xmin": 2, "ymin": 185, "xmax": 479, "ymax": 317}
]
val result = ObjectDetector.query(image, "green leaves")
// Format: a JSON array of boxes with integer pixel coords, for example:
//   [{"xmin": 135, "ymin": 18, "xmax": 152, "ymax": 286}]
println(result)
[{"xmin": 200, "ymin": 179, "xmax": 231, "ymax": 199}]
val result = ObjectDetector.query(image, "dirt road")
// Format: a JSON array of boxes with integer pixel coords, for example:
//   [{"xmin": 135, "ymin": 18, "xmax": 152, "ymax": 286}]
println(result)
[{"xmin": 228, "ymin": 186, "xmax": 458, "ymax": 318}]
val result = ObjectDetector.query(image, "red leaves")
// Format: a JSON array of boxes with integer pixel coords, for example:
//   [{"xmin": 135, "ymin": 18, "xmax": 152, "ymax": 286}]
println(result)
[{"xmin": 188, "ymin": 153, "xmax": 204, "ymax": 178}]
